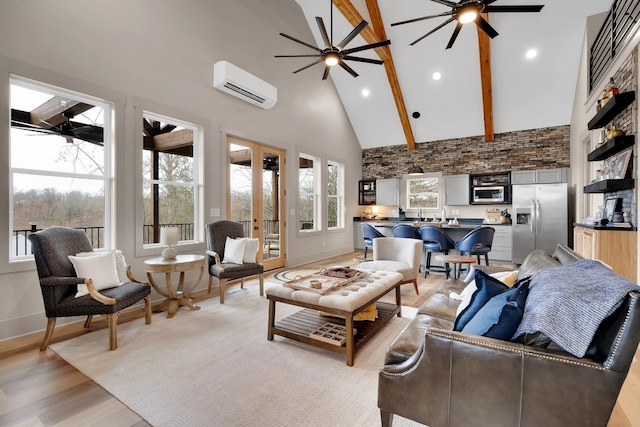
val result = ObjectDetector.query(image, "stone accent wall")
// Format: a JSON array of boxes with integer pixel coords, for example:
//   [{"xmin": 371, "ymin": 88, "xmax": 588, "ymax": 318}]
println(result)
[{"xmin": 362, "ymin": 125, "xmax": 570, "ymax": 179}]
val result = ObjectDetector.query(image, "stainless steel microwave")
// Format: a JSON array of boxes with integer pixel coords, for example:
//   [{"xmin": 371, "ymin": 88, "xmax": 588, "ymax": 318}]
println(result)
[{"xmin": 472, "ymin": 185, "xmax": 510, "ymax": 204}]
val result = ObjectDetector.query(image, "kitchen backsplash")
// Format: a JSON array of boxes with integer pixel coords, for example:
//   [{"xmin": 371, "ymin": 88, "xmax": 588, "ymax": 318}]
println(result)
[{"xmin": 362, "ymin": 125, "xmax": 569, "ymax": 179}]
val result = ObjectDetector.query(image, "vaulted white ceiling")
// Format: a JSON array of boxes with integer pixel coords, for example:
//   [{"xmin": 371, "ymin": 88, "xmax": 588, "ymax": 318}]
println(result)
[{"xmin": 288, "ymin": 0, "xmax": 613, "ymax": 149}]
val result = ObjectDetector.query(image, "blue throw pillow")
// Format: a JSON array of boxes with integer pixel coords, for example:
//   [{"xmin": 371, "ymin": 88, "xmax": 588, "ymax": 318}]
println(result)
[
  {"xmin": 453, "ymin": 270, "xmax": 508, "ymax": 331},
  {"xmin": 462, "ymin": 279, "xmax": 530, "ymax": 340}
]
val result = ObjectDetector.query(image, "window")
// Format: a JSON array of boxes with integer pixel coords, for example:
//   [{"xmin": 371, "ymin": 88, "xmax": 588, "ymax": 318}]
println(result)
[
  {"xmin": 142, "ymin": 111, "xmax": 199, "ymax": 246},
  {"xmin": 10, "ymin": 76, "xmax": 113, "ymax": 259},
  {"xmin": 327, "ymin": 160, "xmax": 344, "ymax": 229},
  {"xmin": 298, "ymin": 153, "xmax": 321, "ymax": 232},
  {"xmin": 405, "ymin": 172, "xmax": 442, "ymax": 212}
]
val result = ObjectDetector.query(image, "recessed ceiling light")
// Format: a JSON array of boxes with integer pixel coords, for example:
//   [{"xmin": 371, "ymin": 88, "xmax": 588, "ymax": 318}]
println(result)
[
  {"xmin": 361, "ymin": 88, "xmax": 370, "ymax": 97},
  {"xmin": 432, "ymin": 71, "xmax": 442, "ymax": 81},
  {"xmin": 526, "ymin": 49, "xmax": 538, "ymax": 60}
]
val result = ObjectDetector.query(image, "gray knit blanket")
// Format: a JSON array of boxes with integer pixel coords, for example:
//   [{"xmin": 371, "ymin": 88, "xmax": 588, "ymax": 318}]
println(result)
[{"xmin": 514, "ymin": 259, "xmax": 639, "ymax": 358}]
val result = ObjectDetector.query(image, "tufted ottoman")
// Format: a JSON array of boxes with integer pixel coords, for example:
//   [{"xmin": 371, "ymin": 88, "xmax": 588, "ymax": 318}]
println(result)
[{"xmin": 266, "ymin": 270, "xmax": 404, "ymax": 366}]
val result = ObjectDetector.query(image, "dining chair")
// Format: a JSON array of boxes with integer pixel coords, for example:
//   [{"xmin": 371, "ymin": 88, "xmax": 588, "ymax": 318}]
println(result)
[
  {"xmin": 362, "ymin": 223, "xmax": 385, "ymax": 260},
  {"xmin": 419, "ymin": 225, "xmax": 456, "ymax": 278}
]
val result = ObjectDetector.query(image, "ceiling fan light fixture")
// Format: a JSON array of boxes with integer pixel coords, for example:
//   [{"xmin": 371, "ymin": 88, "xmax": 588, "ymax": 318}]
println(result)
[
  {"xmin": 324, "ymin": 52, "xmax": 340, "ymax": 67},
  {"xmin": 458, "ymin": 9, "xmax": 478, "ymax": 24}
]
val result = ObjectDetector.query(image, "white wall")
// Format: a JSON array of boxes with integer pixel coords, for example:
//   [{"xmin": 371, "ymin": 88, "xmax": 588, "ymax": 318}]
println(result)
[{"xmin": 0, "ymin": 0, "xmax": 364, "ymax": 341}]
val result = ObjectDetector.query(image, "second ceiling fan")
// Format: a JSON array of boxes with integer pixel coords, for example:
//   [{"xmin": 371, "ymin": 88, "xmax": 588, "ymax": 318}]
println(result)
[
  {"xmin": 275, "ymin": 1, "xmax": 391, "ymax": 80},
  {"xmin": 392, "ymin": 0, "xmax": 544, "ymax": 49}
]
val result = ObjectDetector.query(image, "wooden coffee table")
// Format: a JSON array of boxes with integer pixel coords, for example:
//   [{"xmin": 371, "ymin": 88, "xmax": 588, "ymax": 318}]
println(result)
[
  {"xmin": 266, "ymin": 270, "xmax": 404, "ymax": 366},
  {"xmin": 436, "ymin": 254, "xmax": 477, "ymax": 279}
]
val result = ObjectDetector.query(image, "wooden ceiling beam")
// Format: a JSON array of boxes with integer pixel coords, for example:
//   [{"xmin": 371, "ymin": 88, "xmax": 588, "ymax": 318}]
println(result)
[
  {"xmin": 152, "ymin": 128, "xmax": 193, "ymax": 152},
  {"xmin": 477, "ymin": 13, "xmax": 494, "ymax": 142},
  {"xmin": 30, "ymin": 97, "xmax": 93, "ymax": 128},
  {"xmin": 333, "ymin": 0, "xmax": 415, "ymax": 150}
]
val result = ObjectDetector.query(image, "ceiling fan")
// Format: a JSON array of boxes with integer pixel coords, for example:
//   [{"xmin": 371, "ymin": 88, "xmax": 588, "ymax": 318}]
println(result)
[
  {"xmin": 391, "ymin": 0, "xmax": 544, "ymax": 49},
  {"xmin": 275, "ymin": 2, "xmax": 391, "ymax": 80}
]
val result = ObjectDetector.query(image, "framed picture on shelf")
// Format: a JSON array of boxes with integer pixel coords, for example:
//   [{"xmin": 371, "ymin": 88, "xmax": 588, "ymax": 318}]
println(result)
[{"xmin": 613, "ymin": 148, "xmax": 632, "ymax": 179}]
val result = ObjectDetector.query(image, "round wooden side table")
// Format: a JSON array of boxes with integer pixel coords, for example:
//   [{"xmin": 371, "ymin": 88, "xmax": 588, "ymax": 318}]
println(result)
[
  {"xmin": 144, "ymin": 254, "xmax": 205, "ymax": 318},
  {"xmin": 435, "ymin": 254, "xmax": 477, "ymax": 280}
]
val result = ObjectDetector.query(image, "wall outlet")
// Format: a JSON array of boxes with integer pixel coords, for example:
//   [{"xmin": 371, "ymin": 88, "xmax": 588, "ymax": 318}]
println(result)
[{"xmin": 391, "ymin": 209, "xmax": 398, "ymax": 217}]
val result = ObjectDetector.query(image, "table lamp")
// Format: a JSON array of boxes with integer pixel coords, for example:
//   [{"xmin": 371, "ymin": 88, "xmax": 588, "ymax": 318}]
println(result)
[{"xmin": 160, "ymin": 227, "xmax": 179, "ymax": 259}]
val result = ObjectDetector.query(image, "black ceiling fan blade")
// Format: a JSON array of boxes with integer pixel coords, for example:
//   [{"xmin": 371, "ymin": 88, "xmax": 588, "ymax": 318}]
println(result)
[
  {"xmin": 275, "ymin": 54, "xmax": 321, "ymax": 58},
  {"xmin": 391, "ymin": 11, "xmax": 453, "ymax": 27},
  {"xmin": 292, "ymin": 58, "xmax": 324, "ymax": 74},
  {"xmin": 339, "ymin": 61, "xmax": 359, "ymax": 78},
  {"xmin": 445, "ymin": 21, "xmax": 463, "ymax": 49},
  {"xmin": 343, "ymin": 55, "xmax": 384, "ymax": 65},
  {"xmin": 336, "ymin": 20, "xmax": 368, "ymax": 50},
  {"xmin": 316, "ymin": 17, "xmax": 331, "ymax": 48},
  {"xmin": 410, "ymin": 17, "xmax": 455, "ymax": 46},
  {"xmin": 429, "ymin": 0, "xmax": 458, "ymax": 7},
  {"xmin": 322, "ymin": 65, "xmax": 331, "ymax": 80},
  {"xmin": 475, "ymin": 15, "xmax": 499, "ymax": 39},
  {"xmin": 342, "ymin": 39, "xmax": 390, "ymax": 55},
  {"xmin": 279, "ymin": 33, "xmax": 322, "ymax": 53},
  {"xmin": 485, "ymin": 5, "xmax": 544, "ymax": 13}
]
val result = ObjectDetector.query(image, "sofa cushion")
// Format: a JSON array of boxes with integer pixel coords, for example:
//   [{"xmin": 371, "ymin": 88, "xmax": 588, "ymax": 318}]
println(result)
[
  {"xmin": 419, "ymin": 292, "xmax": 461, "ymax": 321},
  {"xmin": 517, "ymin": 249, "xmax": 561, "ymax": 280},
  {"xmin": 461, "ymin": 279, "xmax": 530, "ymax": 339},
  {"xmin": 384, "ymin": 313, "xmax": 454, "ymax": 365},
  {"xmin": 454, "ymin": 270, "xmax": 508, "ymax": 331}
]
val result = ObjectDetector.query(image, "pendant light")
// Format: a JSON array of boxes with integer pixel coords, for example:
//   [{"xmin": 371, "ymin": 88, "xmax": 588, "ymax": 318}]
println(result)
[{"xmin": 408, "ymin": 111, "xmax": 423, "ymax": 175}]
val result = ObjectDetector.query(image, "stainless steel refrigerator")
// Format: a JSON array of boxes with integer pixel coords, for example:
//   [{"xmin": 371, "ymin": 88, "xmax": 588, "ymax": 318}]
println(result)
[{"xmin": 512, "ymin": 183, "xmax": 568, "ymax": 264}]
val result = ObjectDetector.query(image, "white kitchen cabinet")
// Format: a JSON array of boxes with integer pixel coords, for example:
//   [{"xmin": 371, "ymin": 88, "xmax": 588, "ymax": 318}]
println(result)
[
  {"xmin": 353, "ymin": 222, "xmax": 365, "ymax": 250},
  {"xmin": 376, "ymin": 179, "xmax": 400, "ymax": 206},
  {"xmin": 511, "ymin": 168, "xmax": 567, "ymax": 185},
  {"xmin": 490, "ymin": 226, "xmax": 512, "ymax": 263},
  {"xmin": 444, "ymin": 174, "xmax": 470, "ymax": 205}
]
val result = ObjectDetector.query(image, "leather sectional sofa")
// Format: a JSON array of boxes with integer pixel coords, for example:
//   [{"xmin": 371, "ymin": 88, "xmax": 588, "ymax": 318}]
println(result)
[{"xmin": 378, "ymin": 244, "xmax": 640, "ymax": 427}]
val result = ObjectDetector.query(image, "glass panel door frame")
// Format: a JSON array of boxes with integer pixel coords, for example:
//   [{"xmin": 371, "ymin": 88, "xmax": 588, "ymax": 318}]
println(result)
[{"xmin": 227, "ymin": 136, "xmax": 285, "ymax": 271}]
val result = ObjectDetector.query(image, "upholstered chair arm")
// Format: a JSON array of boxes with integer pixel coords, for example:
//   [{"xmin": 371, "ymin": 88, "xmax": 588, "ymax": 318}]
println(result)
[
  {"xmin": 84, "ymin": 278, "xmax": 117, "ymax": 305},
  {"xmin": 206, "ymin": 250, "xmax": 223, "ymax": 269},
  {"xmin": 39, "ymin": 276, "xmax": 86, "ymax": 287}
]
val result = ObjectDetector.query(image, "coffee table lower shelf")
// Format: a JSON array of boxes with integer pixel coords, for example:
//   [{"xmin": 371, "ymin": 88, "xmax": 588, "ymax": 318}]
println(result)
[{"xmin": 270, "ymin": 301, "xmax": 399, "ymax": 362}]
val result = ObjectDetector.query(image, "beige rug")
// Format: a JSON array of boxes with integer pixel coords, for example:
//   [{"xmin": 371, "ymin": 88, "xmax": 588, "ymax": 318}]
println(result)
[{"xmin": 50, "ymin": 282, "xmax": 425, "ymax": 427}]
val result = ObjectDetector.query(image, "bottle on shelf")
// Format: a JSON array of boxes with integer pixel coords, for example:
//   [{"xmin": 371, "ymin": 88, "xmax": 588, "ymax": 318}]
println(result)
[{"xmin": 608, "ymin": 77, "xmax": 619, "ymax": 97}]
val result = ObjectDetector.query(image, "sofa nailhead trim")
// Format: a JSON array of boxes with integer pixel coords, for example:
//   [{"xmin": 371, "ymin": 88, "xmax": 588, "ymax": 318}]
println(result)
[{"xmin": 604, "ymin": 293, "xmax": 638, "ymax": 370}]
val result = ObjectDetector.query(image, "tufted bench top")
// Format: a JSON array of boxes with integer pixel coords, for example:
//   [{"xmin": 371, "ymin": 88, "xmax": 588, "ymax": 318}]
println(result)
[{"xmin": 266, "ymin": 270, "xmax": 403, "ymax": 312}]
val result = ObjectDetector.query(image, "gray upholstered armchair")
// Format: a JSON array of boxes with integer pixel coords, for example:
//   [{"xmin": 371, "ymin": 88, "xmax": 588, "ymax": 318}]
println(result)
[
  {"xmin": 28, "ymin": 227, "xmax": 152, "ymax": 351},
  {"xmin": 205, "ymin": 220, "xmax": 264, "ymax": 304}
]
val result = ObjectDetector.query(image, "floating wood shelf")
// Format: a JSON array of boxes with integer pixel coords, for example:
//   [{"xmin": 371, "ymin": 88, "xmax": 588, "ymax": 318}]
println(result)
[
  {"xmin": 584, "ymin": 179, "xmax": 635, "ymax": 193},
  {"xmin": 587, "ymin": 135, "xmax": 635, "ymax": 161},
  {"xmin": 588, "ymin": 92, "xmax": 636, "ymax": 130}
]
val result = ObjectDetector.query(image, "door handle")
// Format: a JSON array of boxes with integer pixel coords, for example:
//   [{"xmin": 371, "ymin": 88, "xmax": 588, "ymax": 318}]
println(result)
[
  {"xmin": 535, "ymin": 200, "xmax": 541, "ymax": 233},
  {"xmin": 530, "ymin": 200, "xmax": 535, "ymax": 233}
]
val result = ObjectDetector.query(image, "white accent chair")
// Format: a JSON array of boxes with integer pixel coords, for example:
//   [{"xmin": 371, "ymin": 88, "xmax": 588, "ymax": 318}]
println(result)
[{"xmin": 359, "ymin": 237, "xmax": 422, "ymax": 294}]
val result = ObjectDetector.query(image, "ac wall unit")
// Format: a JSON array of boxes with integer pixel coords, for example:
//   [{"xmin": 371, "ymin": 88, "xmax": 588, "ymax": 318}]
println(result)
[{"xmin": 213, "ymin": 61, "xmax": 277, "ymax": 109}]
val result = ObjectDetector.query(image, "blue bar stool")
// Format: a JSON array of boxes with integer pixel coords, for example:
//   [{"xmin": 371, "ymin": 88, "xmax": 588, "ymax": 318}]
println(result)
[
  {"xmin": 362, "ymin": 223, "xmax": 385, "ymax": 260},
  {"xmin": 454, "ymin": 226, "xmax": 496, "ymax": 268},
  {"xmin": 419, "ymin": 225, "xmax": 455, "ymax": 278}
]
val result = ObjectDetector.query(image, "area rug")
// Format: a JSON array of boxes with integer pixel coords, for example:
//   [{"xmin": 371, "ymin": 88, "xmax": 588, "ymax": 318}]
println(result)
[{"xmin": 50, "ymin": 285, "xmax": 424, "ymax": 427}]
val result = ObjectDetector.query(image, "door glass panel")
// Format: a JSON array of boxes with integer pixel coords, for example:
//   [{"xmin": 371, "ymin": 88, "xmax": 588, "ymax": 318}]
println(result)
[
  {"xmin": 229, "ymin": 143, "xmax": 253, "ymax": 238},
  {"xmin": 263, "ymin": 151, "xmax": 280, "ymax": 260}
]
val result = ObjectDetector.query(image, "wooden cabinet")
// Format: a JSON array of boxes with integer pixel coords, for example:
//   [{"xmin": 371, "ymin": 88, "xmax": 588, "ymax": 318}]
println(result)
[
  {"xmin": 490, "ymin": 226, "xmax": 512, "ymax": 262},
  {"xmin": 574, "ymin": 225, "xmax": 637, "ymax": 282},
  {"xmin": 376, "ymin": 179, "xmax": 400, "ymax": 206},
  {"xmin": 444, "ymin": 174, "xmax": 469, "ymax": 205},
  {"xmin": 358, "ymin": 180, "xmax": 376, "ymax": 205}
]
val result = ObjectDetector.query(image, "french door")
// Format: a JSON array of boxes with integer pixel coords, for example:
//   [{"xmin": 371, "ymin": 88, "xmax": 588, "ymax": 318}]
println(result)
[{"xmin": 227, "ymin": 136, "xmax": 285, "ymax": 271}]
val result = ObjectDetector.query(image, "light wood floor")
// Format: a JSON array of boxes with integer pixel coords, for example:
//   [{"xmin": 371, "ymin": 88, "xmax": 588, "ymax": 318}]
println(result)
[{"xmin": 1, "ymin": 252, "xmax": 638, "ymax": 426}]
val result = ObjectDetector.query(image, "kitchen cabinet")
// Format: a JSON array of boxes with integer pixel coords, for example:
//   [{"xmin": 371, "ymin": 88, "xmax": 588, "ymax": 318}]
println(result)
[
  {"xmin": 353, "ymin": 222, "xmax": 365, "ymax": 250},
  {"xmin": 376, "ymin": 179, "xmax": 400, "ymax": 206},
  {"xmin": 490, "ymin": 226, "xmax": 512, "ymax": 262},
  {"xmin": 358, "ymin": 180, "xmax": 376, "ymax": 205},
  {"xmin": 511, "ymin": 168, "xmax": 567, "ymax": 185},
  {"xmin": 444, "ymin": 174, "xmax": 469, "ymax": 205},
  {"xmin": 573, "ymin": 225, "xmax": 637, "ymax": 282}
]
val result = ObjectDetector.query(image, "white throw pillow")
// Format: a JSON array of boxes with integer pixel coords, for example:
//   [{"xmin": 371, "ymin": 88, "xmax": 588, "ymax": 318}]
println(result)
[
  {"xmin": 223, "ymin": 236, "xmax": 246, "ymax": 264},
  {"xmin": 74, "ymin": 250, "xmax": 129, "ymax": 284},
  {"xmin": 69, "ymin": 251, "xmax": 121, "ymax": 298},
  {"xmin": 238, "ymin": 237, "xmax": 259, "ymax": 263}
]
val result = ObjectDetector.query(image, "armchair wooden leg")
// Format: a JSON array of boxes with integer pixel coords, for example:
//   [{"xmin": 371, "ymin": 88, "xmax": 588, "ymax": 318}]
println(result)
[
  {"xmin": 40, "ymin": 318, "xmax": 56, "ymax": 351},
  {"xmin": 84, "ymin": 315, "xmax": 93, "ymax": 328},
  {"xmin": 108, "ymin": 313, "xmax": 118, "ymax": 351},
  {"xmin": 220, "ymin": 278, "xmax": 227, "ymax": 304},
  {"xmin": 207, "ymin": 275, "xmax": 213, "ymax": 293},
  {"xmin": 240, "ymin": 278, "xmax": 245, "ymax": 289},
  {"xmin": 380, "ymin": 410, "xmax": 394, "ymax": 427},
  {"xmin": 144, "ymin": 295, "xmax": 152, "ymax": 324},
  {"xmin": 259, "ymin": 273, "xmax": 264, "ymax": 296},
  {"xmin": 412, "ymin": 279, "xmax": 419, "ymax": 295}
]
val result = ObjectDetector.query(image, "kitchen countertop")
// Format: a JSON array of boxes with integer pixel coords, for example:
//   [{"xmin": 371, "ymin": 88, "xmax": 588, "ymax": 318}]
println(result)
[
  {"xmin": 354, "ymin": 217, "xmax": 512, "ymax": 228},
  {"xmin": 574, "ymin": 222, "xmax": 637, "ymax": 231}
]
